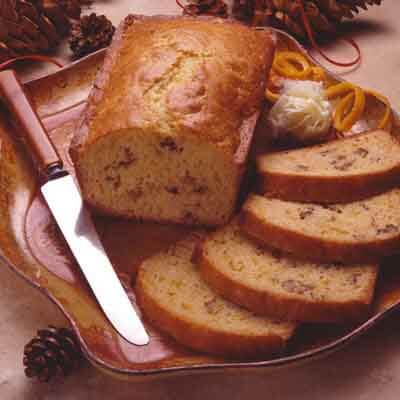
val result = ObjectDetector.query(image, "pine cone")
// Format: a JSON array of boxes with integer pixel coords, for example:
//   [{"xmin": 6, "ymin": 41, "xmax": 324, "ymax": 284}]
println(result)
[
  {"xmin": 233, "ymin": 0, "xmax": 383, "ymax": 38},
  {"xmin": 23, "ymin": 326, "xmax": 83, "ymax": 382},
  {"xmin": 69, "ymin": 12, "xmax": 115, "ymax": 59},
  {"xmin": 0, "ymin": 0, "xmax": 83, "ymax": 63},
  {"xmin": 181, "ymin": 0, "xmax": 229, "ymax": 18}
]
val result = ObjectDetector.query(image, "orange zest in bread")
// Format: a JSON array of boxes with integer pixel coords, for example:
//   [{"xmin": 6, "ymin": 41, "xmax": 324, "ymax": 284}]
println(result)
[
  {"xmin": 70, "ymin": 15, "xmax": 276, "ymax": 226},
  {"xmin": 240, "ymin": 192, "xmax": 400, "ymax": 263},
  {"xmin": 135, "ymin": 233, "xmax": 296, "ymax": 359},
  {"xmin": 257, "ymin": 130, "xmax": 400, "ymax": 203},
  {"xmin": 199, "ymin": 221, "xmax": 378, "ymax": 323}
]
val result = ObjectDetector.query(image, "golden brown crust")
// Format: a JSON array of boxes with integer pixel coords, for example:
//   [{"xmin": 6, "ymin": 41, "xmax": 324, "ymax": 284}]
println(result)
[
  {"xmin": 239, "ymin": 196, "xmax": 400, "ymax": 263},
  {"xmin": 70, "ymin": 14, "xmax": 275, "ymax": 164},
  {"xmin": 70, "ymin": 14, "xmax": 135, "ymax": 162},
  {"xmin": 198, "ymin": 241, "xmax": 377, "ymax": 323},
  {"xmin": 257, "ymin": 130, "xmax": 400, "ymax": 203},
  {"xmin": 135, "ymin": 269, "xmax": 290, "ymax": 359},
  {"xmin": 258, "ymin": 167, "xmax": 400, "ymax": 204}
]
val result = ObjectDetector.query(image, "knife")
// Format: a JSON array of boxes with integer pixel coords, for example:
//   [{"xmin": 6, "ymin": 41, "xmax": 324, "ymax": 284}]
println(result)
[{"xmin": 0, "ymin": 69, "xmax": 149, "ymax": 346}]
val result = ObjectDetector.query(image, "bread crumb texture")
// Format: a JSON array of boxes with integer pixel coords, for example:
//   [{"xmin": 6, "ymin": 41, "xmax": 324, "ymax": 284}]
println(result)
[
  {"xmin": 245, "ymin": 191, "xmax": 400, "ymax": 243},
  {"xmin": 136, "ymin": 232, "xmax": 295, "ymax": 357},
  {"xmin": 200, "ymin": 221, "xmax": 378, "ymax": 322},
  {"xmin": 258, "ymin": 130, "xmax": 400, "ymax": 177}
]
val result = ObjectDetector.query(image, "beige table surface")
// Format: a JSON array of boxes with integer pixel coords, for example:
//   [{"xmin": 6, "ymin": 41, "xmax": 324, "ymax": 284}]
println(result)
[{"xmin": 2, "ymin": 1, "xmax": 400, "ymax": 399}]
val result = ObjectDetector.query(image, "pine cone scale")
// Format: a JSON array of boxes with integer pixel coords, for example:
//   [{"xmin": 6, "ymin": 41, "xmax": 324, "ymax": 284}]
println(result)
[
  {"xmin": 0, "ymin": 0, "xmax": 18, "ymax": 21},
  {"xmin": 42, "ymin": 4, "xmax": 71, "ymax": 36},
  {"xmin": 19, "ymin": 1, "xmax": 41, "ymax": 22},
  {"xmin": 6, "ymin": 37, "xmax": 34, "ymax": 53},
  {"xmin": 20, "ymin": 15, "xmax": 42, "ymax": 38},
  {"xmin": 0, "ymin": 40, "xmax": 16, "ymax": 58},
  {"xmin": 37, "ymin": 14, "xmax": 61, "ymax": 46}
]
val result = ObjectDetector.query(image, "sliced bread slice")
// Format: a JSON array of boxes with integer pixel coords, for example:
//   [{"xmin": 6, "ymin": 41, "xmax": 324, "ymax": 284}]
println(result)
[
  {"xmin": 257, "ymin": 130, "xmax": 400, "ymax": 203},
  {"xmin": 240, "ymin": 192, "xmax": 400, "ymax": 263},
  {"xmin": 199, "ymin": 221, "xmax": 378, "ymax": 323},
  {"xmin": 135, "ymin": 232, "xmax": 296, "ymax": 359}
]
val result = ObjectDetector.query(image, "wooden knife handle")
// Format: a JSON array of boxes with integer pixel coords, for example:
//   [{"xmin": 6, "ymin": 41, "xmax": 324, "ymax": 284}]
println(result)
[{"xmin": 0, "ymin": 69, "xmax": 63, "ymax": 176}]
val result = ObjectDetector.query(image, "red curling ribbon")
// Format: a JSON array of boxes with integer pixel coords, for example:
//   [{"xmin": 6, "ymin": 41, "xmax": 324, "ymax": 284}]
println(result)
[{"xmin": 298, "ymin": 0, "xmax": 361, "ymax": 68}]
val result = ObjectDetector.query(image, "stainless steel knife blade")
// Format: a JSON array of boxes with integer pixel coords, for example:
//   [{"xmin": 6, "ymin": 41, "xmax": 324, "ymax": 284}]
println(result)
[
  {"xmin": 0, "ymin": 69, "xmax": 149, "ymax": 346},
  {"xmin": 42, "ymin": 175, "xmax": 149, "ymax": 346}
]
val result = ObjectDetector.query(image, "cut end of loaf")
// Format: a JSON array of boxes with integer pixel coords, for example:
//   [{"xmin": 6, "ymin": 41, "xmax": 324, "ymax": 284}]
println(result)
[{"xmin": 74, "ymin": 130, "xmax": 241, "ymax": 226}]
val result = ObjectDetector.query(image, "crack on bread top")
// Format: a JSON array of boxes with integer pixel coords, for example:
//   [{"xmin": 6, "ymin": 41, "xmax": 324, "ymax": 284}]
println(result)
[
  {"xmin": 72, "ymin": 17, "xmax": 272, "ymax": 157},
  {"xmin": 141, "ymin": 47, "xmax": 208, "ymax": 135}
]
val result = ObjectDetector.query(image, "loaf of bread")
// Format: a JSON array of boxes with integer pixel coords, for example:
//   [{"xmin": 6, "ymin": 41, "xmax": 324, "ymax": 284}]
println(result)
[
  {"xmin": 70, "ymin": 15, "xmax": 276, "ymax": 226},
  {"xmin": 199, "ymin": 221, "xmax": 378, "ymax": 323},
  {"xmin": 240, "ymin": 192, "xmax": 400, "ymax": 263},
  {"xmin": 257, "ymin": 130, "xmax": 400, "ymax": 203},
  {"xmin": 135, "ymin": 232, "xmax": 296, "ymax": 358}
]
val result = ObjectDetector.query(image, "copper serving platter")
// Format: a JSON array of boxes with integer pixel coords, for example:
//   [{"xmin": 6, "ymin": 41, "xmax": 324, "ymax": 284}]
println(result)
[{"xmin": 1, "ymin": 30, "xmax": 400, "ymax": 381}]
